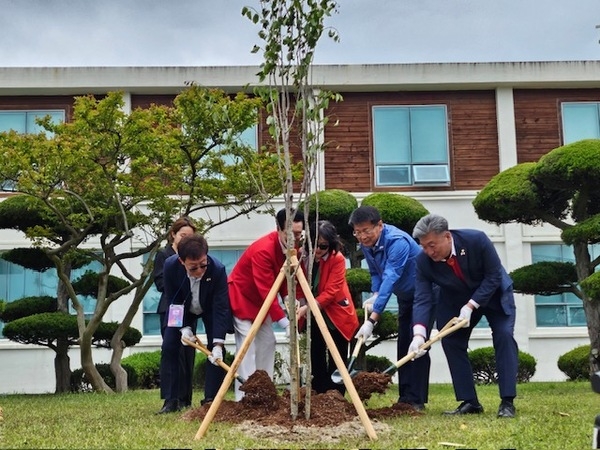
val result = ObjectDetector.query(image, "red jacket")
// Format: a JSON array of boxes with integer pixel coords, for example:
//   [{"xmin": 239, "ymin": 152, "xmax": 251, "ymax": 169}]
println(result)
[
  {"xmin": 228, "ymin": 231, "xmax": 288, "ymax": 322},
  {"xmin": 306, "ymin": 250, "xmax": 359, "ymax": 341}
]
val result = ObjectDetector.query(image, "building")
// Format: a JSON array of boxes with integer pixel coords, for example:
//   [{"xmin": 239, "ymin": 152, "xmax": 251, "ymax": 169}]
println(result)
[{"xmin": 1, "ymin": 61, "xmax": 599, "ymax": 393}]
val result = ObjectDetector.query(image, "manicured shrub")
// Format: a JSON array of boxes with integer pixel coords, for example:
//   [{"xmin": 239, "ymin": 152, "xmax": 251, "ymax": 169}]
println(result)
[
  {"xmin": 121, "ymin": 350, "xmax": 161, "ymax": 389},
  {"xmin": 361, "ymin": 192, "xmax": 429, "ymax": 235},
  {"xmin": 468, "ymin": 346, "xmax": 537, "ymax": 384},
  {"xmin": 0, "ymin": 296, "xmax": 57, "ymax": 322},
  {"xmin": 71, "ymin": 363, "xmax": 137, "ymax": 392},
  {"xmin": 366, "ymin": 354, "xmax": 393, "ymax": 373},
  {"xmin": 558, "ymin": 344, "xmax": 590, "ymax": 381},
  {"xmin": 193, "ymin": 350, "xmax": 235, "ymax": 389}
]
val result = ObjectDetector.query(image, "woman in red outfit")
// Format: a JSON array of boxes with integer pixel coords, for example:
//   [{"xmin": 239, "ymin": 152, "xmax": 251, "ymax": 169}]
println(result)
[{"xmin": 298, "ymin": 220, "xmax": 359, "ymax": 394}]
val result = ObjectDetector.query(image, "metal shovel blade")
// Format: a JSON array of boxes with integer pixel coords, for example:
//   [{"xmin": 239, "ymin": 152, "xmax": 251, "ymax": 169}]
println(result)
[{"xmin": 331, "ymin": 334, "xmax": 365, "ymax": 385}]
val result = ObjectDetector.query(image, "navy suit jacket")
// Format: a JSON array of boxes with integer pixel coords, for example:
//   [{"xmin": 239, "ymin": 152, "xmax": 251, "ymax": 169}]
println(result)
[
  {"xmin": 413, "ymin": 229, "xmax": 514, "ymax": 329},
  {"xmin": 163, "ymin": 253, "xmax": 232, "ymax": 341}
]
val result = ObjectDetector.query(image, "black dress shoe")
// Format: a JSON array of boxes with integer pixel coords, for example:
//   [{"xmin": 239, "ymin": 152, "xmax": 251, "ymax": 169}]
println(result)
[
  {"xmin": 443, "ymin": 401, "xmax": 484, "ymax": 415},
  {"xmin": 178, "ymin": 400, "xmax": 191, "ymax": 409},
  {"xmin": 497, "ymin": 401, "xmax": 516, "ymax": 418},
  {"xmin": 157, "ymin": 399, "xmax": 180, "ymax": 414}
]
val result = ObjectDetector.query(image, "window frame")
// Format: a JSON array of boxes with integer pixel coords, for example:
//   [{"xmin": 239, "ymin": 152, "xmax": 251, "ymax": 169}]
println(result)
[{"xmin": 371, "ymin": 104, "xmax": 451, "ymax": 188}]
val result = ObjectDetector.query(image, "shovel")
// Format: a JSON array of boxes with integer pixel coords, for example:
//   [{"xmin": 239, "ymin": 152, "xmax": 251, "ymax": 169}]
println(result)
[
  {"xmin": 331, "ymin": 311, "xmax": 368, "ymax": 385},
  {"xmin": 382, "ymin": 317, "xmax": 468, "ymax": 376},
  {"xmin": 181, "ymin": 336, "xmax": 247, "ymax": 384}
]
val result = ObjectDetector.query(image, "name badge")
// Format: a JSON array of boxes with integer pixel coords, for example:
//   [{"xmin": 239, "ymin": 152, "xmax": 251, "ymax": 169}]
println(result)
[{"xmin": 167, "ymin": 304, "xmax": 184, "ymax": 327}]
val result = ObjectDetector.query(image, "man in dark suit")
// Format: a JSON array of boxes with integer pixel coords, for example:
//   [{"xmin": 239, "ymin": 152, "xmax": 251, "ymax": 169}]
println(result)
[
  {"xmin": 411, "ymin": 214, "xmax": 518, "ymax": 418},
  {"xmin": 157, "ymin": 234, "xmax": 232, "ymax": 414}
]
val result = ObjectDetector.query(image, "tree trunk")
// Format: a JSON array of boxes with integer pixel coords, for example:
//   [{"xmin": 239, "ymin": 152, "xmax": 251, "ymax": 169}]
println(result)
[
  {"xmin": 573, "ymin": 242, "xmax": 600, "ymax": 374},
  {"xmin": 80, "ymin": 332, "xmax": 113, "ymax": 393},
  {"xmin": 54, "ymin": 338, "xmax": 72, "ymax": 393},
  {"xmin": 111, "ymin": 342, "xmax": 128, "ymax": 393}
]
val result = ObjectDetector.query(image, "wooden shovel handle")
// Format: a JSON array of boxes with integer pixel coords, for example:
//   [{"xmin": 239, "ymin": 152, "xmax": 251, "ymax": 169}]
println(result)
[
  {"xmin": 181, "ymin": 337, "xmax": 246, "ymax": 383},
  {"xmin": 385, "ymin": 317, "xmax": 468, "ymax": 373}
]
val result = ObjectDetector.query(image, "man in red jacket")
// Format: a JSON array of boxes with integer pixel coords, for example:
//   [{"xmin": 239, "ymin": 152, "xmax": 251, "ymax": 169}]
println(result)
[{"xmin": 228, "ymin": 208, "xmax": 304, "ymax": 400}]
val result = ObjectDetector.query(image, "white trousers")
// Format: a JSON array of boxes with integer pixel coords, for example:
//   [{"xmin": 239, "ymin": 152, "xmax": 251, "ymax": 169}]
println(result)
[{"xmin": 233, "ymin": 315, "xmax": 276, "ymax": 401}]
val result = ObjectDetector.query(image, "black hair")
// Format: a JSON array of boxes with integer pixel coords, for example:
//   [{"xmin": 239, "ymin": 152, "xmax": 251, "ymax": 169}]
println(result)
[
  {"xmin": 177, "ymin": 234, "xmax": 208, "ymax": 261},
  {"xmin": 276, "ymin": 208, "xmax": 305, "ymax": 231},
  {"xmin": 348, "ymin": 205, "xmax": 381, "ymax": 226},
  {"xmin": 309, "ymin": 220, "xmax": 342, "ymax": 253}
]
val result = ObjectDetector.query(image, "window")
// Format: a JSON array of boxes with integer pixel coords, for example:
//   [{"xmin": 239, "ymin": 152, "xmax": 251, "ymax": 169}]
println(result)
[
  {"xmin": 531, "ymin": 244, "xmax": 587, "ymax": 327},
  {"xmin": 0, "ymin": 257, "xmax": 100, "ymax": 337},
  {"xmin": 142, "ymin": 248, "xmax": 247, "ymax": 336},
  {"xmin": 0, "ymin": 110, "xmax": 65, "ymax": 135},
  {"xmin": 372, "ymin": 105, "xmax": 450, "ymax": 187},
  {"xmin": 561, "ymin": 102, "xmax": 600, "ymax": 144},
  {"xmin": 0, "ymin": 109, "xmax": 66, "ymax": 191}
]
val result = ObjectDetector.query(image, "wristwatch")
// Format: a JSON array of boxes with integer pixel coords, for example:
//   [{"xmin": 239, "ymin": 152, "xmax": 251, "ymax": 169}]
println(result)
[{"xmin": 367, "ymin": 317, "xmax": 378, "ymax": 326}]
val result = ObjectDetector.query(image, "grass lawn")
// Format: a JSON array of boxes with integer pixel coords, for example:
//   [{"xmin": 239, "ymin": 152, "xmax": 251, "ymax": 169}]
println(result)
[{"xmin": 0, "ymin": 381, "xmax": 598, "ymax": 449}]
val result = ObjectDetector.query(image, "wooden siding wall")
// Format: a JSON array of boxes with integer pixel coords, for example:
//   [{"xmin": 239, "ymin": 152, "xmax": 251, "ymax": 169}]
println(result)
[
  {"xmin": 131, "ymin": 95, "xmax": 176, "ymax": 110},
  {"xmin": 514, "ymin": 88, "xmax": 600, "ymax": 163},
  {"xmin": 323, "ymin": 91, "xmax": 499, "ymax": 192},
  {"xmin": 0, "ymin": 96, "xmax": 74, "ymax": 121}
]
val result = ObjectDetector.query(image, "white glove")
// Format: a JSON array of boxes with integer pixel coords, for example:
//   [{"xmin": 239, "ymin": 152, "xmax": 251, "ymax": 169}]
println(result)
[
  {"xmin": 362, "ymin": 294, "xmax": 377, "ymax": 313},
  {"xmin": 408, "ymin": 335, "xmax": 427, "ymax": 360},
  {"xmin": 180, "ymin": 326, "xmax": 195, "ymax": 345},
  {"xmin": 354, "ymin": 320, "xmax": 374, "ymax": 341},
  {"xmin": 285, "ymin": 325, "xmax": 290, "ymax": 338},
  {"xmin": 208, "ymin": 345, "xmax": 223, "ymax": 366},
  {"xmin": 457, "ymin": 304, "xmax": 473, "ymax": 328}
]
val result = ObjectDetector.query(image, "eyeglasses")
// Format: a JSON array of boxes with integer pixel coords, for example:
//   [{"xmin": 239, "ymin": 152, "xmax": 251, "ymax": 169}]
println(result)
[
  {"xmin": 352, "ymin": 225, "xmax": 378, "ymax": 237},
  {"xmin": 187, "ymin": 263, "xmax": 209, "ymax": 272},
  {"xmin": 316, "ymin": 243, "xmax": 330, "ymax": 250}
]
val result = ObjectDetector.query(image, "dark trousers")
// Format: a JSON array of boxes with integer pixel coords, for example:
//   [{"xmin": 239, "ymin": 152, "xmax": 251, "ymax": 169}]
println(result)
[
  {"xmin": 397, "ymin": 297, "xmax": 432, "ymax": 405},
  {"xmin": 310, "ymin": 319, "xmax": 349, "ymax": 395},
  {"xmin": 160, "ymin": 319, "xmax": 226, "ymax": 405},
  {"xmin": 437, "ymin": 297, "xmax": 518, "ymax": 402}
]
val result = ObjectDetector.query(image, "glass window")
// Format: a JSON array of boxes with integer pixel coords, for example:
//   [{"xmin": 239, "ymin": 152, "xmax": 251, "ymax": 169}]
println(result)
[
  {"xmin": 0, "ymin": 110, "xmax": 65, "ymax": 135},
  {"xmin": 561, "ymin": 102, "xmax": 600, "ymax": 144},
  {"xmin": 531, "ymin": 244, "xmax": 587, "ymax": 327},
  {"xmin": 372, "ymin": 105, "xmax": 450, "ymax": 187},
  {"xmin": 0, "ymin": 257, "xmax": 101, "ymax": 337}
]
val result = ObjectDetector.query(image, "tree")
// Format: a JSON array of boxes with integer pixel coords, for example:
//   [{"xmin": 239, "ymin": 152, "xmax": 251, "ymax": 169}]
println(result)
[
  {"xmin": 0, "ymin": 86, "xmax": 283, "ymax": 392},
  {"xmin": 243, "ymin": 0, "xmax": 340, "ymax": 419},
  {"xmin": 472, "ymin": 138, "xmax": 600, "ymax": 375}
]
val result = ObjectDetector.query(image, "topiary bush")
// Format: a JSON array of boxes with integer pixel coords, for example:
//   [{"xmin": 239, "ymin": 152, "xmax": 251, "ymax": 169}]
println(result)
[
  {"xmin": 557, "ymin": 344, "xmax": 590, "ymax": 381},
  {"xmin": 366, "ymin": 354, "xmax": 393, "ymax": 373},
  {"xmin": 193, "ymin": 350, "xmax": 235, "ymax": 389},
  {"xmin": 468, "ymin": 346, "xmax": 537, "ymax": 384},
  {"xmin": 361, "ymin": 192, "xmax": 429, "ymax": 235},
  {"xmin": 121, "ymin": 350, "xmax": 161, "ymax": 389},
  {"xmin": 0, "ymin": 296, "xmax": 57, "ymax": 322},
  {"xmin": 71, "ymin": 363, "xmax": 137, "ymax": 392},
  {"xmin": 345, "ymin": 268, "xmax": 371, "ymax": 307}
]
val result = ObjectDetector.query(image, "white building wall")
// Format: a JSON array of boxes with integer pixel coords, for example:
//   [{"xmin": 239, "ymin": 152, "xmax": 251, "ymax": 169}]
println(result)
[{"xmin": 1, "ymin": 62, "xmax": 596, "ymax": 393}]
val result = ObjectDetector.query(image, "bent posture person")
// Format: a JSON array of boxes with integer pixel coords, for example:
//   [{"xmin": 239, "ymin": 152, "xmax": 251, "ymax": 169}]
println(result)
[
  {"xmin": 411, "ymin": 213, "xmax": 518, "ymax": 418},
  {"xmin": 349, "ymin": 205, "xmax": 432, "ymax": 411},
  {"xmin": 153, "ymin": 216, "xmax": 196, "ymax": 408},
  {"xmin": 228, "ymin": 208, "xmax": 304, "ymax": 401},
  {"xmin": 158, "ymin": 234, "xmax": 232, "ymax": 413}
]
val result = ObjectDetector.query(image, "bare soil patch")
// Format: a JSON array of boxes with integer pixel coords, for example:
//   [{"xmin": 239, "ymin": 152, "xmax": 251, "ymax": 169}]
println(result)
[{"xmin": 182, "ymin": 370, "xmax": 421, "ymax": 442}]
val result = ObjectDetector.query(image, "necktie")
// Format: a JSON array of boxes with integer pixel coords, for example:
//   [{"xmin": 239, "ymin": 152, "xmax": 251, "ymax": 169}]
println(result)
[{"xmin": 446, "ymin": 255, "xmax": 465, "ymax": 282}]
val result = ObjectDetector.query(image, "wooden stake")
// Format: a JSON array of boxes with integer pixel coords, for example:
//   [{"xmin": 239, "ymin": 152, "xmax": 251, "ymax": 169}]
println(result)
[
  {"xmin": 293, "ymin": 254, "xmax": 378, "ymax": 441},
  {"xmin": 194, "ymin": 268, "xmax": 286, "ymax": 440}
]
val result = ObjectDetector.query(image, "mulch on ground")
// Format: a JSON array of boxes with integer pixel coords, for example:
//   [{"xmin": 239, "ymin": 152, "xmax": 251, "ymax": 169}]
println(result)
[{"xmin": 182, "ymin": 369, "xmax": 422, "ymax": 429}]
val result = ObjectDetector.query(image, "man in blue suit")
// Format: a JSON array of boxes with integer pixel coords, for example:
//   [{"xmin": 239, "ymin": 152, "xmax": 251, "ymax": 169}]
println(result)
[
  {"xmin": 350, "ymin": 205, "xmax": 434, "ymax": 411},
  {"xmin": 411, "ymin": 214, "xmax": 518, "ymax": 418},
  {"xmin": 157, "ymin": 234, "xmax": 232, "ymax": 413}
]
